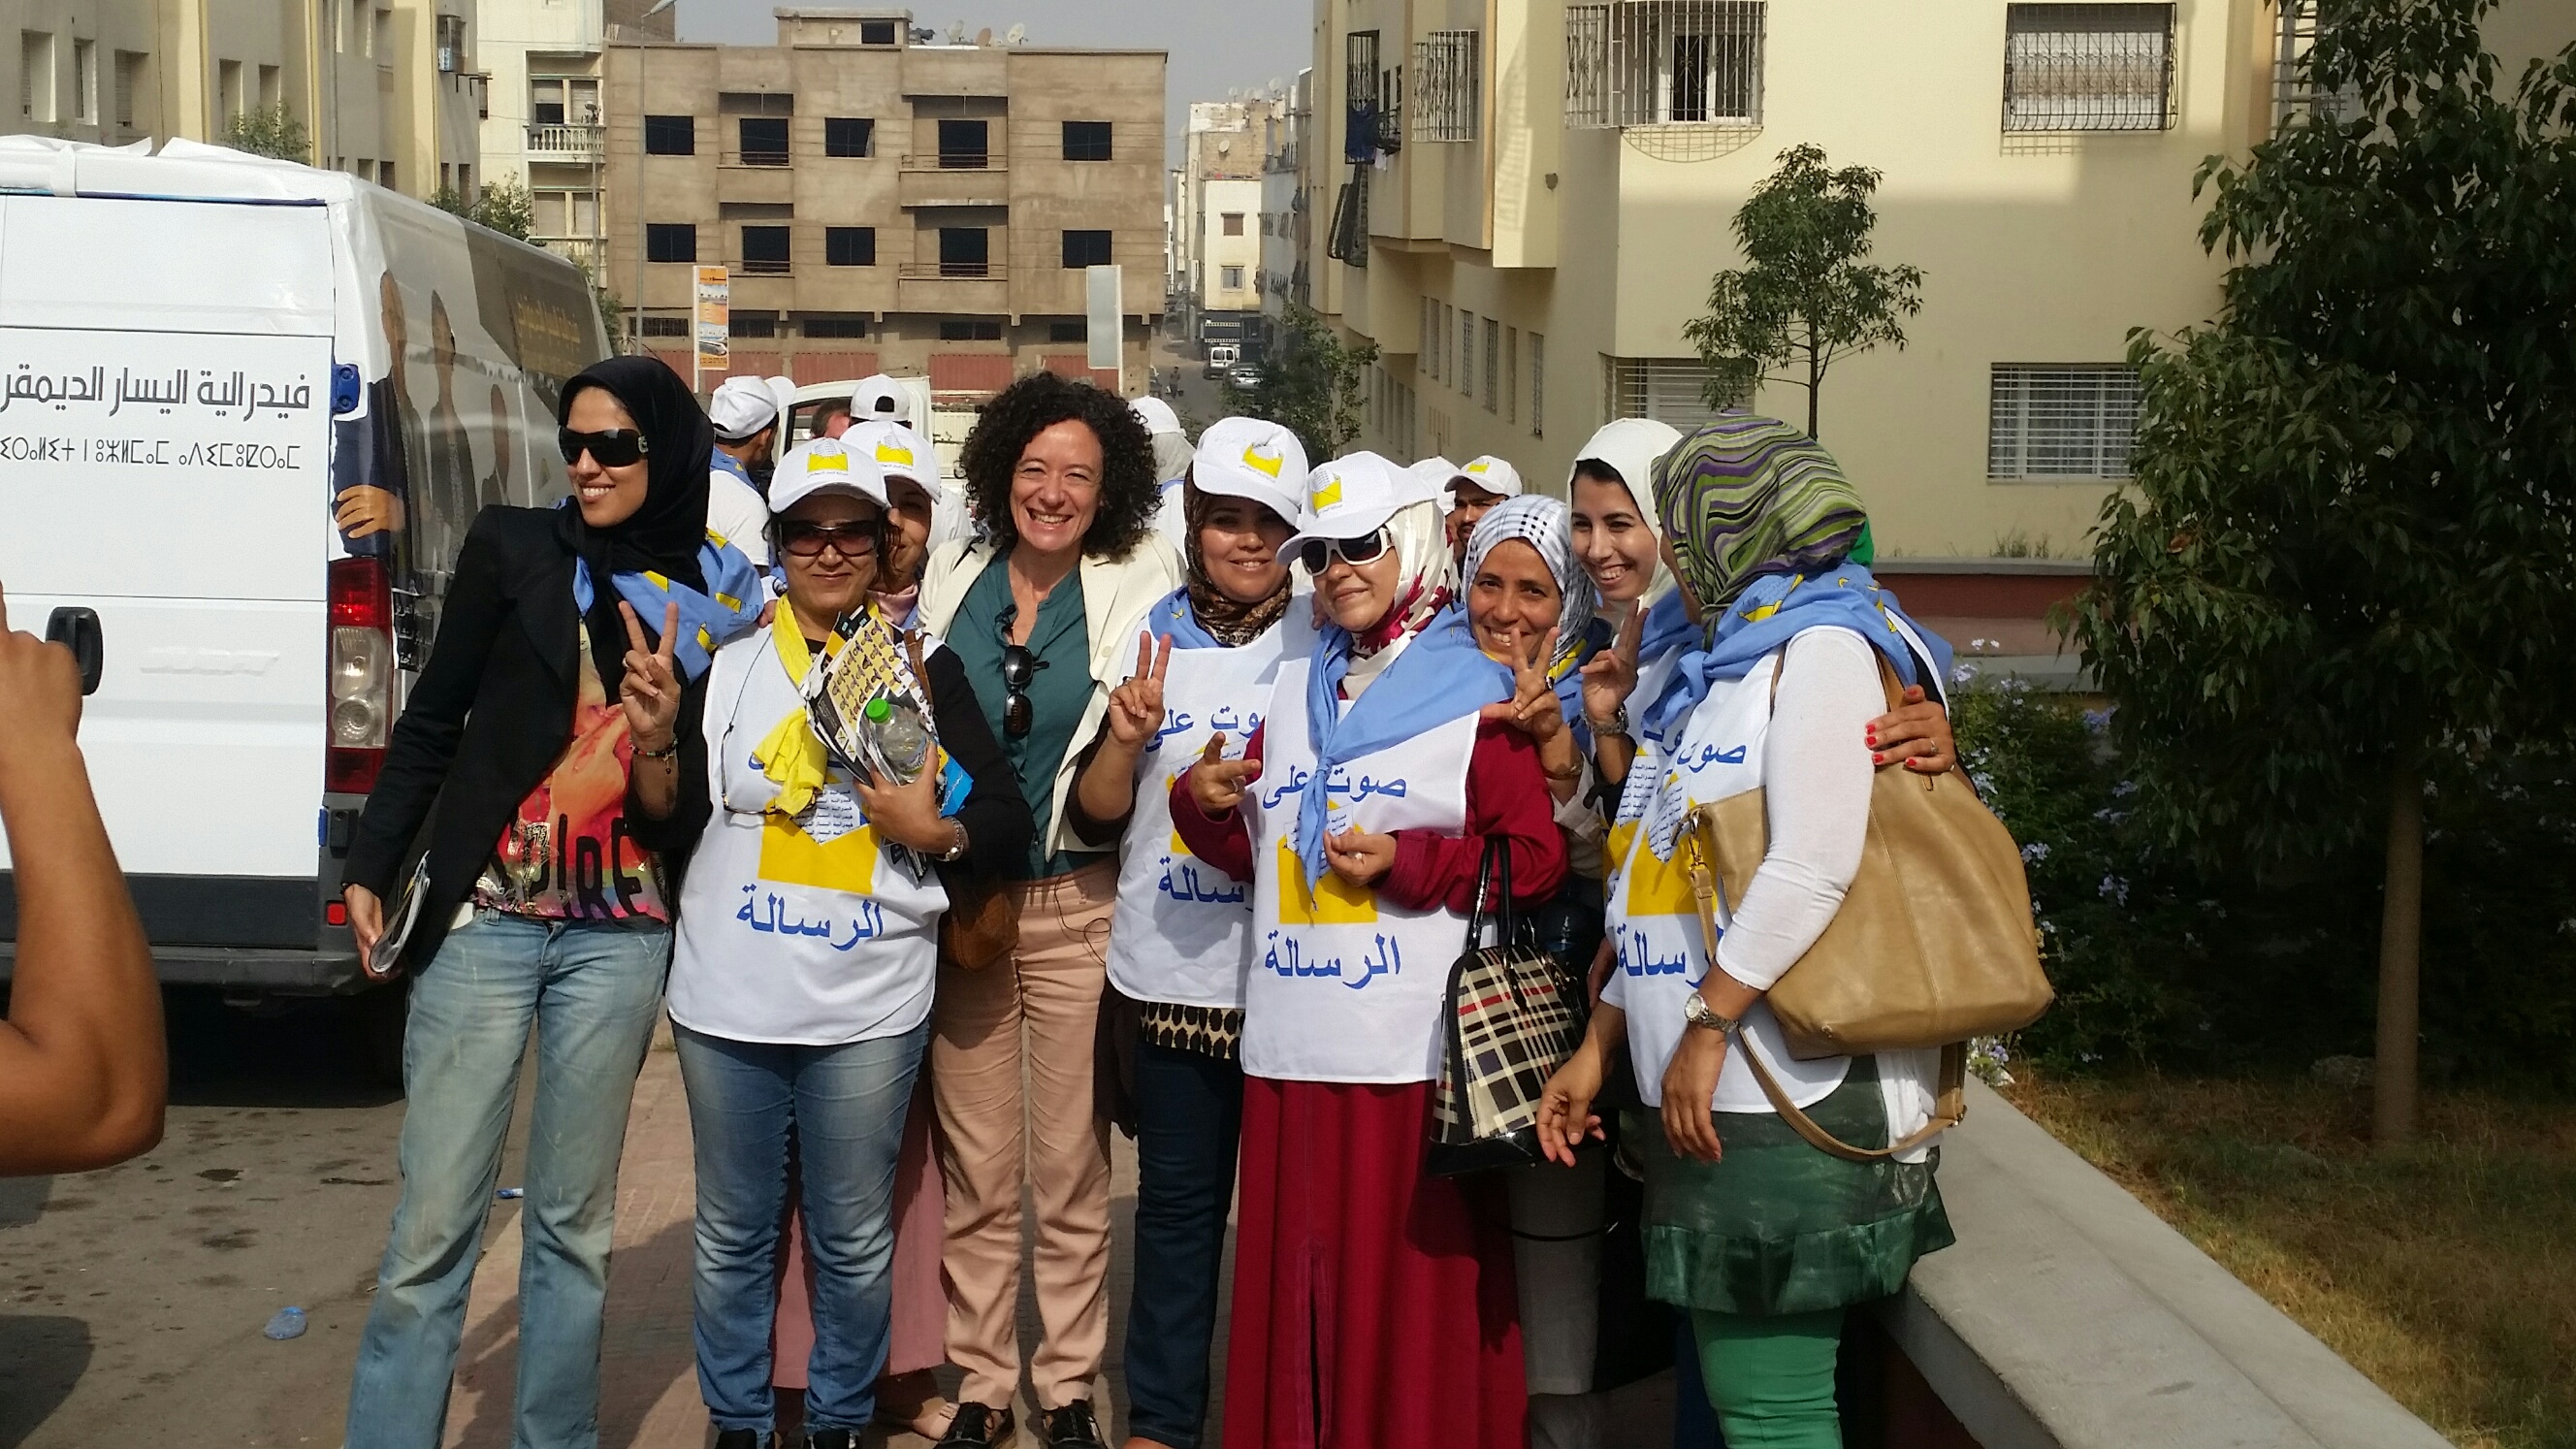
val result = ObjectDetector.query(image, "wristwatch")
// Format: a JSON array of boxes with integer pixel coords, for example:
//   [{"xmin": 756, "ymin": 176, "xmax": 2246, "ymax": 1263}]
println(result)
[
  {"xmin": 1682, "ymin": 991, "xmax": 1742, "ymax": 1037},
  {"xmin": 935, "ymin": 819, "xmax": 970, "ymax": 862},
  {"xmin": 1589, "ymin": 704, "xmax": 1631, "ymax": 739}
]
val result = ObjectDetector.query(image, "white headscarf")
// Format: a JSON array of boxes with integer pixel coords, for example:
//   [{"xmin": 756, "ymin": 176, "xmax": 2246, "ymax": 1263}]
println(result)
[
  {"xmin": 1464, "ymin": 494, "xmax": 1597, "ymax": 683},
  {"xmin": 1342, "ymin": 496, "xmax": 1454, "ymax": 697},
  {"xmin": 1568, "ymin": 418, "xmax": 1685, "ymax": 607}
]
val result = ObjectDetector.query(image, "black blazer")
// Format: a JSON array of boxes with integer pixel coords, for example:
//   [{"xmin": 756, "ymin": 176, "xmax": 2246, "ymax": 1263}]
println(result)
[{"xmin": 343, "ymin": 507, "xmax": 714, "ymax": 970}]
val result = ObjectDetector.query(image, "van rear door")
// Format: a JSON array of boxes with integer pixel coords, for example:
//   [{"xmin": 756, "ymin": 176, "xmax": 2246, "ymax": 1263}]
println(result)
[{"xmin": 0, "ymin": 195, "xmax": 336, "ymax": 952}]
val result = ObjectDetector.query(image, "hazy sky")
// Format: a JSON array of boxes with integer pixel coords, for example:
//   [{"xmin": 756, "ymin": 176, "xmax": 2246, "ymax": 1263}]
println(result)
[{"xmin": 677, "ymin": 0, "xmax": 1313, "ymax": 165}]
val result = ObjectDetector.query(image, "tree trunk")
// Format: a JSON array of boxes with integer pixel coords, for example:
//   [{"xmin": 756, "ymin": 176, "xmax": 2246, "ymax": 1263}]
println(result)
[
  {"xmin": 1806, "ymin": 325, "xmax": 1822, "ymax": 438},
  {"xmin": 2373, "ymin": 764, "xmax": 2423, "ymax": 1146}
]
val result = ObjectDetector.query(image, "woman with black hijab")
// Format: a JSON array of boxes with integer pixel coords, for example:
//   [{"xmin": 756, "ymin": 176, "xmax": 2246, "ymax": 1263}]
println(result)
[{"xmin": 338, "ymin": 356, "xmax": 762, "ymax": 1449}]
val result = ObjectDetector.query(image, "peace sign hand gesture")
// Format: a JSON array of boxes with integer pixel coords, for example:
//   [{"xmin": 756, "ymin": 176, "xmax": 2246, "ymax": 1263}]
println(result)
[
  {"xmin": 619, "ymin": 600, "xmax": 684, "ymax": 753},
  {"xmin": 1580, "ymin": 605, "xmax": 1644, "ymax": 732},
  {"xmin": 1186, "ymin": 732, "xmax": 1263, "ymax": 818},
  {"xmin": 1106, "ymin": 631, "xmax": 1174, "ymax": 751},
  {"xmin": 1480, "ymin": 627, "xmax": 1566, "ymax": 747}
]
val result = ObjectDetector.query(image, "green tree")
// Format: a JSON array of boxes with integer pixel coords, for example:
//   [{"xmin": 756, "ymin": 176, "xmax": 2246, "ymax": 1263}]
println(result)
[
  {"xmin": 222, "ymin": 105, "xmax": 309, "ymax": 163},
  {"xmin": 432, "ymin": 174, "xmax": 532, "ymax": 242},
  {"xmin": 1226, "ymin": 301, "xmax": 1379, "ymax": 462},
  {"xmin": 2066, "ymin": 0, "xmax": 2576, "ymax": 1143},
  {"xmin": 1681, "ymin": 144, "xmax": 1924, "ymax": 438}
]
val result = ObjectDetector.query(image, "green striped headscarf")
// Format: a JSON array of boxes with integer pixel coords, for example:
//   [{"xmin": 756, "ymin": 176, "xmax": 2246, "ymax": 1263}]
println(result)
[{"xmin": 1652, "ymin": 416, "xmax": 1868, "ymax": 614}]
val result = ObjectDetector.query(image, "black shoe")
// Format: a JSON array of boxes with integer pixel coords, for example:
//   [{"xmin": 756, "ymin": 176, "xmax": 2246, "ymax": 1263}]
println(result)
[
  {"xmin": 936, "ymin": 1401, "xmax": 1016, "ymax": 1448},
  {"xmin": 712, "ymin": 1432, "xmax": 767, "ymax": 1449},
  {"xmin": 1038, "ymin": 1400, "xmax": 1104, "ymax": 1449},
  {"xmin": 803, "ymin": 1431, "xmax": 853, "ymax": 1449}
]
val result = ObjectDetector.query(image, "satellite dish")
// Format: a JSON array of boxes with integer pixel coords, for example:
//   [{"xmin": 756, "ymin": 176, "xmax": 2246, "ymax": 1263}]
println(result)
[
  {"xmin": 975, "ymin": 26, "xmax": 991, "ymax": 45},
  {"xmin": 1005, "ymin": 22, "xmax": 1026, "ymax": 45},
  {"xmin": 945, "ymin": 19, "xmax": 966, "ymax": 43}
]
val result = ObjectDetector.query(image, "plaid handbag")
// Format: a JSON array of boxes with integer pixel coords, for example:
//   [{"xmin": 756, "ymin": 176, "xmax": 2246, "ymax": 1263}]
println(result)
[{"xmin": 1429, "ymin": 840, "xmax": 1589, "ymax": 1176}]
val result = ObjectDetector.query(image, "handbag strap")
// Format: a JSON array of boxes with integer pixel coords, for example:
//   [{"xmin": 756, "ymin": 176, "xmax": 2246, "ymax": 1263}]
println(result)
[
  {"xmin": 1685, "ymin": 844, "xmax": 1966, "ymax": 1162},
  {"xmin": 1463, "ymin": 835, "xmax": 1514, "ymax": 955},
  {"xmin": 904, "ymin": 628, "xmax": 933, "ymax": 711}
]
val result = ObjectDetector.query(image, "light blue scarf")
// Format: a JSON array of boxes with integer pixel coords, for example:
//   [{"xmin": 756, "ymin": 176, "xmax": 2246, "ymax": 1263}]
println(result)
[
  {"xmin": 1642, "ymin": 564, "xmax": 1952, "ymax": 745},
  {"xmin": 570, "ymin": 531, "xmax": 765, "ymax": 684},
  {"xmin": 1143, "ymin": 585, "xmax": 1225, "ymax": 652},
  {"xmin": 1296, "ymin": 603, "xmax": 1512, "ymax": 885}
]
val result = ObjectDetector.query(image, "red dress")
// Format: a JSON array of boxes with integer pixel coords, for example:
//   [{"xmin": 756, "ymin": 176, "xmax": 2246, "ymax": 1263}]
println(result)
[{"xmin": 1175, "ymin": 720, "xmax": 1566, "ymax": 1449}]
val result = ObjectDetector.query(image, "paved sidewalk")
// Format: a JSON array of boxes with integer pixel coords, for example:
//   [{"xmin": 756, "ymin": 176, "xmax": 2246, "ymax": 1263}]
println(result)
[{"xmin": 439, "ymin": 1022, "xmax": 1671, "ymax": 1449}]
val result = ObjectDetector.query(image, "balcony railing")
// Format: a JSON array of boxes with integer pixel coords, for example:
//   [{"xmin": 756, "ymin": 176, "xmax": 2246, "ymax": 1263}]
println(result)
[
  {"xmin": 527, "ymin": 122, "xmax": 603, "ymax": 161},
  {"xmin": 900, "ymin": 152, "xmax": 1003, "ymax": 172},
  {"xmin": 897, "ymin": 261, "xmax": 1000, "ymax": 279}
]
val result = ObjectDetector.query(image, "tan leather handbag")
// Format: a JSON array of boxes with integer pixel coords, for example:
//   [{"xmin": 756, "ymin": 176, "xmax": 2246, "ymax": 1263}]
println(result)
[
  {"xmin": 1678, "ymin": 654, "xmax": 2053, "ymax": 1161},
  {"xmin": 900, "ymin": 629, "xmax": 1021, "ymax": 973}
]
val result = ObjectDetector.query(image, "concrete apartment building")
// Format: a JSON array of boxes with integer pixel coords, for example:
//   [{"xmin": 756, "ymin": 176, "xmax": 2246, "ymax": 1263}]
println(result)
[
  {"xmin": 1259, "ymin": 69, "xmax": 1314, "ymax": 329},
  {"xmin": 474, "ymin": 0, "xmax": 676, "ymax": 273},
  {"xmin": 6, "ymin": 0, "xmax": 482, "ymax": 199},
  {"xmin": 1174, "ymin": 94, "xmax": 1281, "ymax": 361},
  {"xmin": 1300, "ymin": 0, "xmax": 2571, "ymax": 560},
  {"xmin": 600, "ymin": 11, "xmax": 1167, "ymax": 399}
]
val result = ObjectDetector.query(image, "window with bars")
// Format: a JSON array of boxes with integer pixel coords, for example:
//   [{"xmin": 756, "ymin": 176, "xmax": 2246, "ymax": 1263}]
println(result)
[
  {"xmin": 1987, "ymin": 365, "xmax": 2140, "ymax": 478},
  {"xmin": 1504, "ymin": 328, "xmax": 1519, "ymax": 425},
  {"xmin": 1413, "ymin": 30, "xmax": 1481, "ymax": 143},
  {"xmin": 1421, "ymin": 297, "xmax": 1437, "ymax": 380},
  {"xmin": 738, "ymin": 116, "xmax": 789, "ymax": 165},
  {"xmin": 1461, "ymin": 311, "xmax": 1477, "ymax": 398},
  {"xmin": 1606, "ymin": 357, "xmax": 1734, "ymax": 428},
  {"xmin": 2271, "ymin": 0, "xmax": 2357, "ymax": 130},
  {"xmin": 1530, "ymin": 333, "xmax": 1545, "ymax": 436},
  {"xmin": 640, "ymin": 315, "xmax": 689, "ymax": 338},
  {"xmin": 1565, "ymin": 2, "xmax": 1764, "ymax": 128},
  {"xmin": 2002, "ymin": 4, "xmax": 2174, "ymax": 132},
  {"xmin": 804, "ymin": 315, "xmax": 868, "ymax": 338},
  {"xmin": 1482, "ymin": 318, "xmax": 1499, "ymax": 412},
  {"xmin": 740, "ymin": 226, "xmax": 790, "ymax": 274}
]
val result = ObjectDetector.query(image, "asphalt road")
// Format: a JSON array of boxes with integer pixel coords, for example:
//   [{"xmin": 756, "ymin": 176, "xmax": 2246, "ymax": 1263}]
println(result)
[{"xmin": 0, "ymin": 987, "xmax": 529, "ymax": 1448}]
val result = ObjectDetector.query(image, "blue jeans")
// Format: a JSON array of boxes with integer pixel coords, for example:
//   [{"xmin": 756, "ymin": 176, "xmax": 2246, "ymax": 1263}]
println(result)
[
  {"xmin": 1122, "ymin": 1038, "xmax": 1245, "ymax": 1449},
  {"xmin": 344, "ymin": 910, "xmax": 669, "ymax": 1449},
  {"xmin": 673, "ymin": 1019, "xmax": 928, "ymax": 1433}
]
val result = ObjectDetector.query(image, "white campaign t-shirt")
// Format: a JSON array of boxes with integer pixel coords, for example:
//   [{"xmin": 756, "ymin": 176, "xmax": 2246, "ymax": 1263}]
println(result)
[{"xmin": 707, "ymin": 467, "xmax": 772, "ymax": 566}]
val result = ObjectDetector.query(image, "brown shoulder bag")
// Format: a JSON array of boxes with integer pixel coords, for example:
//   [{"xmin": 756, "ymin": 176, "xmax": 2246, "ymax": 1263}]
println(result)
[{"xmin": 904, "ymin": 629, "xmax": 1020, "ymax": 972}]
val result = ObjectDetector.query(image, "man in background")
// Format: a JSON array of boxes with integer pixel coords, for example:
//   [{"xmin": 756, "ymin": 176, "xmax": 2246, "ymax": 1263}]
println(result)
[
  {"xmin": 0, "ymin": 583, "xmax": 165, "ymax": 1175},
  {"xmin": 707, "ymin": 376, "xmax": 780, "ymax": 574}
]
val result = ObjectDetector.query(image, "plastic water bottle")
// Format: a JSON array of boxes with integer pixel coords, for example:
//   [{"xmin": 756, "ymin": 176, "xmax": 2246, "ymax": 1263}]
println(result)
[
  {"xmin": 263, "ymin": 1306, "xmax": 307, "ymax": 1340},
  {"xmin": 862, "ymin": 695, "xmax": 933, "ymax": 786}
]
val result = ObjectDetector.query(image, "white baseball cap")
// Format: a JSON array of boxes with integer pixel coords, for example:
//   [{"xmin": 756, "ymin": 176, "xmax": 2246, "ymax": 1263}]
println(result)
[
  {"xmin": 1450, "ymin": 455, "xmax": 1525, "ymax": 500},
  {"xmin": 1277, "ymin": 451, "xmax": 1435, "ymax": 558},
  {"xmin": 842, "ymin": 419, "xmax": 947, "ymax": 499},
  {"xmin": 1190, "ymin": 417, "xmax": 1307, "ymax": 524},
  {"xmin": 1408, "ymin": 456, "xmax": 1461, "ymax": 511},
  {"xmin": 850, "ymin": 373, "xmax": 914, "ymax": 428},
  {"xmin": 709, "ymin": 375, "xmax": 780, "ymax": 442},
  {"xmin": 769, "ymin": 438, "xmax": 890, "ymax": 513},
  {"xmin": 1130, "ymin": 395, "xmax": 1184, "ymax": 437},
  {"xmin": 765, "ymin": 374, "xmax": 798, "ymax": 424}
]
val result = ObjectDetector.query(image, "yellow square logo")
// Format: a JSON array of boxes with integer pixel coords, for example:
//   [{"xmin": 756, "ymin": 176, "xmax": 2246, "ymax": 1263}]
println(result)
[
  {"xmin": 1608, "ymin": 821, "xmax": 1697, "ymax": 918},
  {"xmin": 1240, "ymin": 444, "xmax": 1284, "ymax": 478},
  {"xmin": 1274, "ymin": 839, "xmax": 1376, "ymax": 923},
  {"xmin": 1309, "ymin": 475, "xmax": 1343, "ymax": 511},
  {"xmin": 876, "ymin": 442, "xmax": 915, "ymax": 466},
  {"xmin": 757, "ymin": 812, "xmax": 881, "ymax": 892}
]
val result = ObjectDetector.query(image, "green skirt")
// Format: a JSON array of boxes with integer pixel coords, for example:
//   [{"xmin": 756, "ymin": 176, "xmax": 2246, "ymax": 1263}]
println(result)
[{"xmin": 1632, "ymin": 1058, "xmax": 1954, "ymax": 1317}]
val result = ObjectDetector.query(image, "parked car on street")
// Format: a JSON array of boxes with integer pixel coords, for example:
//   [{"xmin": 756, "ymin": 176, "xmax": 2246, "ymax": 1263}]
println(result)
[{"xmin": 1227, "ymin": 365, "xmax": 1263, "ymax": 390}]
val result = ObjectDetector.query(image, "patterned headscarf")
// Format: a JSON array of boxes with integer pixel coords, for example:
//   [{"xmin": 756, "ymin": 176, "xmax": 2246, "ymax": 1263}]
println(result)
[
  {"xmin": 1463, "ymin": 495, "xmax": 1596, "ymax": 688},
  {"xmin": 1654, "ymin": 415, "xmax": 1867, "ymax": 619},
  {"xmin": 1180, "ymin": 480, "xmax": 1296, "ymax": 647},
  {"xmin": 1351, "ymin": 496, "xmax": 1455, "ymax": 660}
]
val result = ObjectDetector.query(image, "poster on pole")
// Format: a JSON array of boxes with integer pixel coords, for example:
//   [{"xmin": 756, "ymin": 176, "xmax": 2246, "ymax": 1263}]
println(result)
[
  {"xmin": 693, "ymin": 266, "xmax": 730, "ymax": 394},
  {"xmin": 1084, "ymin": 264, "xmax": 1123, "ymax": 391}
]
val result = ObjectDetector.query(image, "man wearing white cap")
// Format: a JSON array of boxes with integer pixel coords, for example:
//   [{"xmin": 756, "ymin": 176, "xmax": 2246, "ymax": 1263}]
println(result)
[
  {"xmin": 842, "ymin": 419, "xmax": 950, "ymax": 628},
  {"xmin": 1439, "ymin": 454, "xmax": 1525, "ymax": 564},
  {"xmin": 1133, "ymin": 396, "xmax": 1197, "ymax": 551},
  {"xmin": 850, "ymin": 372, "xmax": 921, "ymax": 434},
  {"xmin": 708, "ymin": 375, "xmax": 781, "ymax": 572}
]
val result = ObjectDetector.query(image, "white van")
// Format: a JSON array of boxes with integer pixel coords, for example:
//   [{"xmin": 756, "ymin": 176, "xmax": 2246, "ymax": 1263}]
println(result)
[{"xmin": 0, "ymin": 138, "xmax": 610, "ymax": 1072}]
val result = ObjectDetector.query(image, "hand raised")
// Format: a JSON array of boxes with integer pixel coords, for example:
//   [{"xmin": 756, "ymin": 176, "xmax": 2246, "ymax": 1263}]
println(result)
[
  {"xmin": 619, "ymin": 600, "xmax": 684, "ymax": 750},
  {"xmin": 1105, "ymin": 630, "xmax": 1174, "ymax": 751},
  {"xmin": 1480, "ymin": 627, "xmax": 1565, "ymax": 745},
  {"xmin": 1187, "ymin": 731, "xmax": 1262, "ymax": 817},
  {"xmin": 1580, "ymin": 605, "xmax": 1644, "ymax": 728}
]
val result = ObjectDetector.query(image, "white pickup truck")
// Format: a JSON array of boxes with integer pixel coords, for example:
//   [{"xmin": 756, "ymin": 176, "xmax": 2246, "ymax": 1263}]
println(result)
[{"xmin": 0, "ymin": 137, "xmax": 610, "ymax": 1074}]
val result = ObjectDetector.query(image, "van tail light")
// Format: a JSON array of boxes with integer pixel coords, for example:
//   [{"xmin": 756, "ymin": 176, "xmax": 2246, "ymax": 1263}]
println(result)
[{"xmin": 328, "ymin": 558, "xmax": 393, "ymax": 794}]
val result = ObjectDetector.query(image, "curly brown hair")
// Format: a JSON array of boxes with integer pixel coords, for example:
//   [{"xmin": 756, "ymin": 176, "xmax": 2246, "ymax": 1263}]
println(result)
[{"xmin": 957, "ymin": 371, "xmax": 1159, "ymax": 559}]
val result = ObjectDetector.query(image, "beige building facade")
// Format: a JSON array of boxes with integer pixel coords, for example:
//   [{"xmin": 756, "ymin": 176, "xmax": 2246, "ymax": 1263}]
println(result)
[
  {"xmin": 1304, "ymin": 0, "xmax": 2570, "ymax": 559},
  {"xmin": 1174, "ymin": 94, "xmax": 1283, "ymax": 357},
  {"xmin": 600, "ymin": 11, "xmax": 1167, "ymax": 400},
  {"xmin": 474, "ymin": 0, "xmax": 675, "ymax": 273},
  {"xmin": 6, "ymin": 0, "xmax": 482, "ymax": 200}
]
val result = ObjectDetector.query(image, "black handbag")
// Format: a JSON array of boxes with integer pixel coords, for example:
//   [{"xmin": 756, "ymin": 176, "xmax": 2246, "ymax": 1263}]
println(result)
[{"xmin": 1429, "ymin": 840, "xmax": 1588, "ymax": 1176}]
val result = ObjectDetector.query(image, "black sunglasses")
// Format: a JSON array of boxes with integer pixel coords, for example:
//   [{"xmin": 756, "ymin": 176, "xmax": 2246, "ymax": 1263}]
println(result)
[
  {"xmin": 774, "ymin": 519, "xmax": 880, "ymax": 559},
  {"xmin": 1000, "ymin": 642, "xmax": 1046, "ymax": 738},
  {"xmin": 1294, "ymin": 529, "xmax": 1392, "ymax": 576},
  {"xmin": 559, "ymin": 427, "xmax": 650, "ymax": 467}
]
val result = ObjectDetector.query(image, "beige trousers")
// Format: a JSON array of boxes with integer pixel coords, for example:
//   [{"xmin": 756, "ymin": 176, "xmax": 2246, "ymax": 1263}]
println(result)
[{"xmin": 931, "ymin": 861, "xmax": 1117, "ymax": 1410}]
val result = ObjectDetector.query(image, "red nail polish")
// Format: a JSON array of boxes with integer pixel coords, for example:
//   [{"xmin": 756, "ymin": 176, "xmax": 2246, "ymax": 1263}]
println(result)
[{"xmin": 1872, "ymin": 753, "xmax": 1884, "ymax": 764}]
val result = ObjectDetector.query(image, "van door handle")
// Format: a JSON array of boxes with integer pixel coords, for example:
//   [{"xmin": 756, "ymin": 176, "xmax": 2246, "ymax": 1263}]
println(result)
[{"xmin": 45, "ymin": 607, "xmax": 103, "ymax": 695}]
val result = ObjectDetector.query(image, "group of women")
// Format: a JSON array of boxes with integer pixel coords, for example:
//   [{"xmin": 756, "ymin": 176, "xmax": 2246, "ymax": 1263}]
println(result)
[{"xmin": 336, "ymin": 355, "xmax": 1964, "ymax": 1449}]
